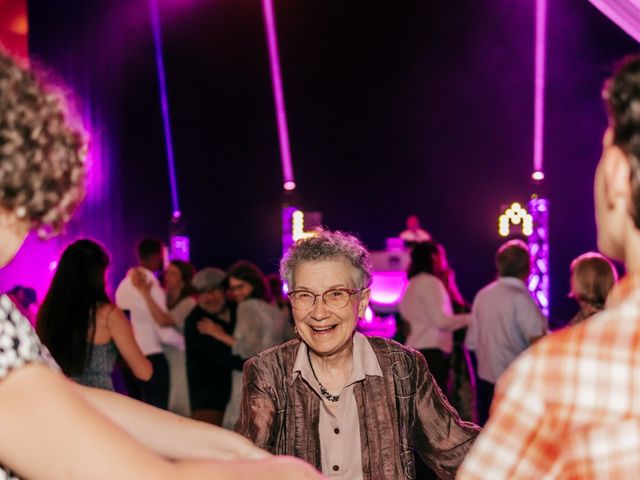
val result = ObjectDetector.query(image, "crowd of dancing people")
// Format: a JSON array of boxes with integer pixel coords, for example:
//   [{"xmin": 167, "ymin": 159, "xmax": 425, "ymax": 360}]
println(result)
[{"xmin": 1, "ymin": 47, "xmax": 640, "ymax": 479}]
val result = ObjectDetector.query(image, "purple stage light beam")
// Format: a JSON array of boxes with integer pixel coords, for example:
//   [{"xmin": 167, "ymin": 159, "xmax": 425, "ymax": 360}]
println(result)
[
  {"xmin": 149, "ymin": 0, "xmax": 181, "ymax": 218},
  {"xmin": 532, "ymin": 0, "xmax": 548, "ymax": 181},
  {"xmin": 261, "ymin": 0, "xmax": 296, "ymax": 191}
]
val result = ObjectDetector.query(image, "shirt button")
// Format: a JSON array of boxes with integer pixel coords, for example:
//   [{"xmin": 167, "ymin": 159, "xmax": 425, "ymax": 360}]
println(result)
[
  {"xmin": 334, "ymin": 427, "xmax": 340, "ymax": 434},
  {"xmin": 333, "ymin": 465, "xmax": 339, "ymax": 472}
]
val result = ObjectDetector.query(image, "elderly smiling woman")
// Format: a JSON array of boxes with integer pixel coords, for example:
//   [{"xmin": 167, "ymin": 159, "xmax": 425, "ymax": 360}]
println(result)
[{"xmin": 236, "ymin": 229, "xmax": 480, "ymax": 479}]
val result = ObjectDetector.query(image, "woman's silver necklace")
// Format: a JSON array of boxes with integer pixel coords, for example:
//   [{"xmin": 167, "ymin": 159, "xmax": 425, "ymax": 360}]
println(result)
[{"xmin": 307, "ymin": 349, "xmax": 340, "ymax": 402}]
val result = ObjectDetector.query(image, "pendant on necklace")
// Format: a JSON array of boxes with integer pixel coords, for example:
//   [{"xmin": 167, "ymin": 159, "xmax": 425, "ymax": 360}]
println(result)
[
  {"xmin": 307, "ymin": 349, "xmax": 340, "ymax": 402},
  {"xmin": 318, "ymin": 384, "xmax": 340, "ymax": 402}
]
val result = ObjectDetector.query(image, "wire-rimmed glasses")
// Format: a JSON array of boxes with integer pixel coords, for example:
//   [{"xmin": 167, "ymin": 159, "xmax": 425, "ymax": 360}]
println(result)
[{"xmin": 287, "ymin": 288, "xmax": 363, "ymax": 310}]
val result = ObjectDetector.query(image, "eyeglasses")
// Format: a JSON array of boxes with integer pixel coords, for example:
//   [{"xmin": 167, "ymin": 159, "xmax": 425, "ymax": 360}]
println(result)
[{"xmin": 287, "ymin": 288, "xmax": 363, "ymax": 310}]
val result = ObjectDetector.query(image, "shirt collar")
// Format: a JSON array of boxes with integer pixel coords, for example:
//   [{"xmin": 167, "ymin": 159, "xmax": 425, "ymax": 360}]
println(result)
[
  {"xmin": 291, "ymin": 331, "xmax": 383, "ymax": 388},
  {"xmin": 498, "ymin": 276, "xmax": 528, "ymax": 289}
]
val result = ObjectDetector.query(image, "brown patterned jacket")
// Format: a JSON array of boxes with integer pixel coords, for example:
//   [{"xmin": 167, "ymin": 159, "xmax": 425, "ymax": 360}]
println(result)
[{"xmin": 235, "ymin": 336, "xmax": 480, "ymax": 479}]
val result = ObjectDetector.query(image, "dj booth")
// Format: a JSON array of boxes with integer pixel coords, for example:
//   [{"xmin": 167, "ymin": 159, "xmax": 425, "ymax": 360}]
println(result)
[{"xmin": 358, "ymin": 240, "xmax": 410, "ymax": 338}]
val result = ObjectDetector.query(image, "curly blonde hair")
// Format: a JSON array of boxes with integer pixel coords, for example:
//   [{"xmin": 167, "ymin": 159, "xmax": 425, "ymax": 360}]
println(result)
[{"xmin": 0, "ymin": 52, "xmax": 87, "ymax": 236}]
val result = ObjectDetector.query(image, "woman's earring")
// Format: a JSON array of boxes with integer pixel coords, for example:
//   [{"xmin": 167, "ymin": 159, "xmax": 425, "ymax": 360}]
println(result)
[{"xmin": 294, "ymin": 326, "xmax": 298, "ymax": 335}]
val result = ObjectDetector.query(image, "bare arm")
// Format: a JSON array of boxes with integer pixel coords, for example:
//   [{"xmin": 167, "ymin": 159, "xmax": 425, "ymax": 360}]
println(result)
[
  {"xmin": 130, "ymin": 268, "xmax": 174, "ymax": 327},
  {"xmin": 74, "ymin": 382, "xmax": 268, "ymax": 461},
  {"xmin": 73, "ymin": 379, "xmax": 325, "ymax": 478},
  {"xmin": 0, "ymin": 364, "xmax": 324, "ymax": 480},
  {"xmin": 107, "ymin": 306, "xmax": 153, "ymax": 381},
  {"xmin": 0, "ymin": 363, "xmax": 177, "ymax": 480}
]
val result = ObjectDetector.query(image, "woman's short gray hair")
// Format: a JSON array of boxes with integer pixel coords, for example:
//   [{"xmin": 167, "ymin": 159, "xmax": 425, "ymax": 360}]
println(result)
[{"xmin": 280, "ymin": 229, "xmax": 372, "ymax": 289}]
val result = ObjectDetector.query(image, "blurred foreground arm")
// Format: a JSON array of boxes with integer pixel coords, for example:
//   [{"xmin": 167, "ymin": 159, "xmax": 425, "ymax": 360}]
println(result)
[
  {"xmin": 0, "ymin": 364, "xmax": 325, "ymax": 479},
  {"xmin": 74, "ymin": 382, "xmax": 267, "ymax": 461}
]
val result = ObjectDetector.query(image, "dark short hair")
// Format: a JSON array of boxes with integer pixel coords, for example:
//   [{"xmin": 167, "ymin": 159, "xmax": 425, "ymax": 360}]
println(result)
[
  {"xmin": 0, "ymin": 52, "xmax": 87, "ymax": 236},
  {"xmin": 495, "ymin": 240, "xmax": 530, "ymax": 278},
  {"xmin": 137, "ymin": 237, "xmax": 164, "ymax": 261},
  {"xmin": 603, "ymin": 55, "xmax": 640, "ymax": 229}
]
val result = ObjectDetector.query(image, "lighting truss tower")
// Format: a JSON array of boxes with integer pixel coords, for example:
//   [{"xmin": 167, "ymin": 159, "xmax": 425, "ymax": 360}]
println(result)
[
  {"xmin": 527, "ymin": 196, "xmax": 549, "ymax": 316},
  {"xmin": 528, "ymin": 0, "xmax": 549, "ymax": 316}
]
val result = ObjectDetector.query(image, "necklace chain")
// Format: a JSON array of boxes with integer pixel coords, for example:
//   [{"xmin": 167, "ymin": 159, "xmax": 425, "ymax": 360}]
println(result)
[{"xmin": 307, "ymin": 349, "xmax": 340, "ymax": 402}]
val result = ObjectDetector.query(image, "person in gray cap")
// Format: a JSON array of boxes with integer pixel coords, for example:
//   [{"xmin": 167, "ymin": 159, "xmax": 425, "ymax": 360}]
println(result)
[{"xmin": 184, "ymin": 267, "xmax": 241, "ymax": 425}]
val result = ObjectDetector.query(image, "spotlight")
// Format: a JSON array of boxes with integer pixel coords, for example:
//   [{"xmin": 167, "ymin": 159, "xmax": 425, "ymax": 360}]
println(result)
[
  {"xmin": 283, "ymin": 181, "xmax": 296, "ymax": 191},
  {"xmin": 532, "ymin": 171, "xmax": 545, "ymax": 181}
]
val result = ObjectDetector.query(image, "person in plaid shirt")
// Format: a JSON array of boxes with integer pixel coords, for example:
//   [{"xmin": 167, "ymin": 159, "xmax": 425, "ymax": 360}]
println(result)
[{"xmin": 458, "ymin": 55, "xmax": 640, "ymax": 479}]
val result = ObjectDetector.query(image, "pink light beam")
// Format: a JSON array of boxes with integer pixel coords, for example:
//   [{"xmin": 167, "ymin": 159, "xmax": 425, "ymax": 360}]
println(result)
[
  {"xmin": 261, "ymin": 0, "xmax": 296, "ymax": 191},
  {"xmin": 532, "ymin": 0, "xmax": 547, "ymax": 180}
]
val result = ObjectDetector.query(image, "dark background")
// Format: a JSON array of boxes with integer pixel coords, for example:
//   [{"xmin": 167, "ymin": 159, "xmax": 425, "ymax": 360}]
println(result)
[{"xmin": 26, "ymin": 0, "xmax": 638, "ymax": 323}]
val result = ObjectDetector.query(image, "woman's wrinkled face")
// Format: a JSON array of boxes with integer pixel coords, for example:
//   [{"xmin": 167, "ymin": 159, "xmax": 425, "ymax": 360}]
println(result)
[
  {"xmin": 165, "ymin": 264, "xmax": 183, "ymax": 291},
  {"xmin": 291, "ymin": 259, "xmax": 369, "ymax": 358},
  {"xmin": 228, "ymin": 276, "xmax": 253, "ymax": 302}
]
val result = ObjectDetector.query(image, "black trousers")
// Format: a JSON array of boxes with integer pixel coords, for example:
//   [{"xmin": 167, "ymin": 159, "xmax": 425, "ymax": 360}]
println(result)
[
  {"xmin": 122, "ymin": 352, "xmax": 170, "ymax": 410},
  {"xmin": 418, "ymin": 348, "xmax": 451, "ymax": 399},
  {"xmin": 476, "ymin": 377, "xmax": 495, "ymax": 427}
]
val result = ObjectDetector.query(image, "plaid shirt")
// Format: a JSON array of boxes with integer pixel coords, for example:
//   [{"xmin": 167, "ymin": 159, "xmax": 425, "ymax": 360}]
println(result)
[{"xmin": 458, "ymin": 275, "xmax": 640, "ymax": 479}]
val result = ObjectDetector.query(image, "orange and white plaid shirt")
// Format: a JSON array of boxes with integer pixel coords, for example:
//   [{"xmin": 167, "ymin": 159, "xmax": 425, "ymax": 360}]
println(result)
[{"xmin": 458, "ymin": 275, "xmax": 640, "ymax": 479}]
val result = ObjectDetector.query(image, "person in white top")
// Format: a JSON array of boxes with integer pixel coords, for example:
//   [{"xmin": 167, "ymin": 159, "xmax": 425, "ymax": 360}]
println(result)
[
  {"xmin": 399, "ymin": 241, "xmax": 470, "ymax": 397},
  {"xmin": 465, "ymin": 239, "xmax": 547, "ymax": 425},
  {"xmin": 399, "ymin": 214, "xmax": 432, "ymax": 245},
  {"xmin": 115, "ymin": 238, "xmax": 184, "ymax": 409}
]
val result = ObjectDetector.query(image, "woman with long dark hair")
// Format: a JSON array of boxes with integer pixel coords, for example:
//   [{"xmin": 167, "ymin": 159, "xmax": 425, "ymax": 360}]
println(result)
[
  {"xmin": 399, "ymin": 241, "xmax": 470, "ymax": 398},
  {"xmin": 37, "ymin": 239, "xmax": 152, "ymax": 390}
]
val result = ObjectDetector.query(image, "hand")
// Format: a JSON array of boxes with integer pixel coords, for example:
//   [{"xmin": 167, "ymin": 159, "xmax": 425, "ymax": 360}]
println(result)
[
  {"xmin": 203, "ymin": 428, "xmax": 271, "ymax": 461},
  {"xmin": 130, "ymin": 268, "xmax": 152, "ymax": 294},
  {"xmin": 261, "ymin": 456, "xmax": 326, "ymax": 479},
  {"xmin": 197, "ymin": 318, "xmax": 224, "ymax": 339}
]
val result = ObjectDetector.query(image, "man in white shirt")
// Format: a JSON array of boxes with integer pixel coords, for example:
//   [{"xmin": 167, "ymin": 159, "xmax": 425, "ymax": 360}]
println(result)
[
  {"xmin": 115, "ymin": 238, "xmax": 184, "ymax": 409},
  {"xmin": 465, "ymin": 240, "xmax": 547, "ymax": 425}
]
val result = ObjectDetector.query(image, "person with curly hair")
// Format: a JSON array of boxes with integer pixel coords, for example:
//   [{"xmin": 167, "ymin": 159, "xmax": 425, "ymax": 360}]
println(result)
[
  {"xmin": 235, "ymin": 229, "xmax": 480, "ymax": 479},
  {"xmin": 0, "ymin": 57, "xmax": 86, "ymax": 265},
  {"xmin": 0, "ymin": 51, "xmax": 322, "ymax": 480}
]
